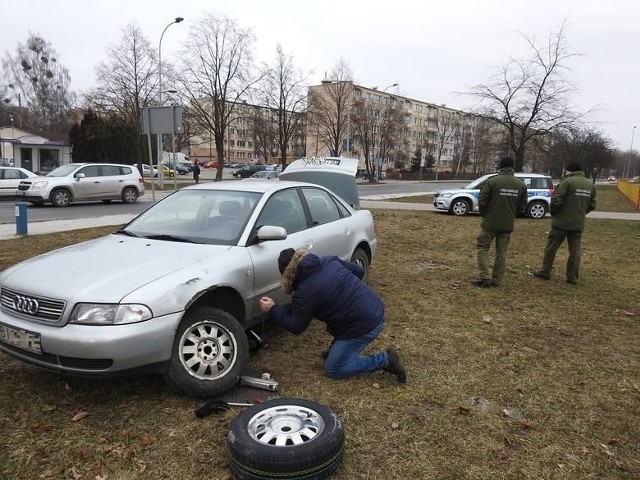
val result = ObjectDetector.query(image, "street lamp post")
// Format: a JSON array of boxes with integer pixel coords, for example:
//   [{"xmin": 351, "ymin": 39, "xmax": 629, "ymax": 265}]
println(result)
[
  {"xmin": 157, "ymin": 17, "xmax": 183, "ymax": 187},
  {"xmin": 625, "ymin": 125, "xmax": 636, "ymax": 179}
]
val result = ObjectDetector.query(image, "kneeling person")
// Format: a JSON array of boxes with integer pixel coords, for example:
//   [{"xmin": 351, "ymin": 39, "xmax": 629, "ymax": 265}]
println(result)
[{"xmin": 259, "ymin": 248, "xmax": 406, "ymax": 383}]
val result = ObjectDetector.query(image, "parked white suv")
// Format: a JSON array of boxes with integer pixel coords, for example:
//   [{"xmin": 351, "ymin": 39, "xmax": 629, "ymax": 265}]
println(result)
[
  {"xmin": 16, "ymin": 163, "xmax": 145, "ymax": 207},
  {"xmin": 433, "ymin": 172, "xmax": 554, "ymax": 219}
]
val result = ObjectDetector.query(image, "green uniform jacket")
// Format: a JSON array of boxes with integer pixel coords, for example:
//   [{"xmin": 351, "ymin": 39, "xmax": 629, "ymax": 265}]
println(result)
[
  {"xmin": 478, "ymin": 168, "xmax": 528, "ymax": 233},
  {"xmin": 550, "ymin": 171, "xmax": 596, "ymax": 232}
]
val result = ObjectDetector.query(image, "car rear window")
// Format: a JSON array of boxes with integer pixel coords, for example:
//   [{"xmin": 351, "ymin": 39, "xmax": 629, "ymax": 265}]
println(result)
[{"xmin": 531, "ymin": 177, "xmax": 552, "ymax": 189}]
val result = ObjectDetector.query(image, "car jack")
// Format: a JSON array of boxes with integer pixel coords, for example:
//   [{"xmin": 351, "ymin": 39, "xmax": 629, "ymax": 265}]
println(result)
[
  {"xmin": 248, "ymin": 329, "xmax": 267, "ymax": 353},
  {"xmin": 241, "ymin": 373, "xmax": 279, "ymax": 392}
]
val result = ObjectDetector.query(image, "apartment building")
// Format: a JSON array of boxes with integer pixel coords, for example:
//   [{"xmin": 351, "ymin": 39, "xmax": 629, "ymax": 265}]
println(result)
[
  {"xmin": 306, "ymin": 81, "xmax": 478, "ymax": 175},
  {"xmin": 190, "ymin": 101, "xmax": 306, "ymax": 166}
]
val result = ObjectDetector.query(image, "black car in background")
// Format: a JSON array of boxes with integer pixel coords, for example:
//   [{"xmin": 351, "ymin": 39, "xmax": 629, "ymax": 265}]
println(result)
[{"xmin": 232, "ymin": 164, "xmax": 267, "ymax": 178}]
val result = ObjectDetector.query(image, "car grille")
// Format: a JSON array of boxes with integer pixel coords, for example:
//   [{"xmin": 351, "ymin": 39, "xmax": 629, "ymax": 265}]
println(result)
[
  {"xmin": 0, "ymin": 287, "xmax": 66, "ymax": 322},
  {"xmin": 17, "ymin": 183, "xmax": 31, "ymax": 191}
]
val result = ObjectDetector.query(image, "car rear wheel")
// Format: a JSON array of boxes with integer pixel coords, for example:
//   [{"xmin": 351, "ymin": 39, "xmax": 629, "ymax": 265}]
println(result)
[
  {"xmin": 227, "ymin": 398, "xmax": 345, "ymax": 480},
  {"xmin": 164, "ymin": 307, "xmax": 249, "ymax": 398},
  {"xmin": 526, "ymin": 201, "xmax": 547, "ymax": 219},
  {"xmin": 50, "ymin": 188, "xmax": 71, "ymax": 207},
  {"xmin": 350, "ymin": 247, "xmax": 370, "ymax": 284},
  {"xmin": 450, "ymin": 198, "xmax": 470, "ymax": 216},
  {"xmin": 121, "ymin": 187, "xmax": 139, "ymax": 204}
]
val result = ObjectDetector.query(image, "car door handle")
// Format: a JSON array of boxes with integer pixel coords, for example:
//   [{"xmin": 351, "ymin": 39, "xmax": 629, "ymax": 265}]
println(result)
[
  {"xmin": 304, "ymin": 239, "xmax": 314, "ymax": 249},
  {"xmin": 118, "ymin": 179, "xmax": 124, "ymax": 182}
]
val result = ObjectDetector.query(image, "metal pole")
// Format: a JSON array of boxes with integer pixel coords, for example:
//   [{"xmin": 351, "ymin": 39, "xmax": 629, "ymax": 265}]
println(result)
[
  {"xmin": 625, "ymin": 126, "xmax": 636, "ymax": 179},
  {"xmin": 157, "ymin": 17, "xmax": 184, "ymax": 189},
  {"xmin": 172, "ymin": 133, "xmax": 177, "ymax": 190}
]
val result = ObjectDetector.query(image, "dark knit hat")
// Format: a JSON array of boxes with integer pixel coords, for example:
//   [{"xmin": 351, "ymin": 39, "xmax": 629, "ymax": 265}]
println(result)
[
  {"xmin": 565, "ymin": 162, "xmax": 582, "ymax": 172},
  {"xmin": 278, "ymin": 248, "xmax": 296, "ymax": 274},
  {"xmin": 499, "ymin": 157, "xmax": 514, "ymax": 169}
]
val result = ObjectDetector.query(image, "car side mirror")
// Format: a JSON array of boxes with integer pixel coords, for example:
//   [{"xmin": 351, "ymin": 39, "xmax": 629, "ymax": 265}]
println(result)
[
  {"xmin": 247, "ymin": 225, "xmax": 287, "ymax": 245},
  {"xmin": 257, "ymin": 225, "xmax": 287, "ymax": 241},
  {"xmin": 76, "ymin": 173, "xmax": 85, "ymax": 180}
]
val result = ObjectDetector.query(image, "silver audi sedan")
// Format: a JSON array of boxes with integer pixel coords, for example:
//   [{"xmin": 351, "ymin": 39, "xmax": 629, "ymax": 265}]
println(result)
[{"xmin": 0, "ymin": 158, "xmax": 376, "ymax": 397}]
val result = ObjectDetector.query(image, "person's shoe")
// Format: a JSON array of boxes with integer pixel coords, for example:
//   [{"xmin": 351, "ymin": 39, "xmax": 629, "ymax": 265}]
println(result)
[
  {"xmin": 566, "ymin": 278, "xmax": 578, "ymax": 285},
  {"xmin": 472, "ymin": 278, "xmax": 493, "ymax": 288},
  {"xmin": 384, "ymin": 348, "xmax": 406, "ymax": 383},
  {"xmin": 532, "ymin": 270, "xmax": 551, "ymax": 280}
]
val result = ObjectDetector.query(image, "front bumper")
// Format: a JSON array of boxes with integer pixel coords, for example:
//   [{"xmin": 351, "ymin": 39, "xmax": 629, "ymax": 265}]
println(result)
[
  {"xmin": 0, "ymin": 309, "xmax": 182, "ymax": 375},
  {"xmin": 433, "ymin": 197, "xmax": 451, "ymax": 211},
  {"xmin": 15, "ymin": 190, "xmax": 46, "ymax": 202}
]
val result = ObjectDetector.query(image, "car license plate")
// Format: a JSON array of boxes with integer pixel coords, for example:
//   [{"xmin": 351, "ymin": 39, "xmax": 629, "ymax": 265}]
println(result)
[{"xmin": 0, "ymin": 323, "xmax": 42, "ymax": 354}]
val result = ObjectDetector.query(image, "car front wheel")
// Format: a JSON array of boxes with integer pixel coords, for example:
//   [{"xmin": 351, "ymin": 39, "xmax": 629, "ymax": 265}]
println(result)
[
  {"xmin": 164, "ymin": 307, "xmax": 249, "ymax": 398},
  {"xmin": 227, "ymin": 398, "xmax": 345, "ymax": 480},
  {"xmin": 50, "ymin": 188, "xmax": 71, "ymax": 207},
  {"xmin": 450, "ymin": 198, "xmax": 470, "ymax": 216},
  {"xmin": 121, "ymin": 187, "xmax": 139, "ymax": 204},
  {"xmin": 526, "ymin": 201, "xmax": 548, "ymax": 219},
  {"xmin": 350, "ymin": 247, "xmax": 370, "ymax": 284}
]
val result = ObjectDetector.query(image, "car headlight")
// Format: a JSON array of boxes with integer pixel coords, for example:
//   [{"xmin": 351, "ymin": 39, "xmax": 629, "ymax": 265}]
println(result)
[
  {"xmin": 439, "ymin": 192, "xmax": 453, "ymax": 198},
  {"xmin": 70, "ymin": 303, "xmax": 152, "ymax": 325},
  {"xmin": 31, "ymin": 181, "xmax": 49, "ymax": 189}
]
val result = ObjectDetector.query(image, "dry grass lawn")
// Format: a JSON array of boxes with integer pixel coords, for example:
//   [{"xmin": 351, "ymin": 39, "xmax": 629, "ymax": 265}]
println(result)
[{"xmin": 0, "ymin": 197, "xmax": 639, "ymax": 479}]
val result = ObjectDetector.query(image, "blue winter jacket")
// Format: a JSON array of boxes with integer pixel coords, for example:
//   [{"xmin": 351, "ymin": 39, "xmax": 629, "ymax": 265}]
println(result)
[{"xmin": 269, "ymin": 253, "xmax": 385, "ymax": 339}]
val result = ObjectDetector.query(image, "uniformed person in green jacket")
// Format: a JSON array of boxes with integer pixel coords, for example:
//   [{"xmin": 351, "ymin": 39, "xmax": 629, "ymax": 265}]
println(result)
[
  {"xmin": 533, "ymin": 162, "xmax": 597, "ymax": 284},
  {"xmin": 474, "ymin": 157, "xmax": 528, "ymax": 288}
]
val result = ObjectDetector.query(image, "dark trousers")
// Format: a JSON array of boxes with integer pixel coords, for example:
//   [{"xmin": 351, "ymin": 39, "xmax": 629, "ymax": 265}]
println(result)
[
  {"xmin": 476, "ymin": 229, "xmax": 511, "ymax": 285},
  {"xmin": 540, "ymin": 226, "xmax": 583, "ymax": 282}
]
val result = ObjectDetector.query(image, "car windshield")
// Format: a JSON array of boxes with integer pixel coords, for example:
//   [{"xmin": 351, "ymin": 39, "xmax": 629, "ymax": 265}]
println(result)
[
  {"xmin": 47, "ymin": 164, "xmax": 81, "ymax": 177},
  {"xmin": 120, "ymin": 189, "xmax": 262, "ymax": 245}
]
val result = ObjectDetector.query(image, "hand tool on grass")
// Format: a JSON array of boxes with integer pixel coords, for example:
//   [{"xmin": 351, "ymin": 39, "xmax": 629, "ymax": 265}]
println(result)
[{"xmin": 195, "ymin": 399, "xmax": 254, "ymax": 418}]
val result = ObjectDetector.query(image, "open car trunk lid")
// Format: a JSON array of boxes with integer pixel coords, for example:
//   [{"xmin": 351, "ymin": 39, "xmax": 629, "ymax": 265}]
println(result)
[{"xmin": 279, "ymin": 157, "xmax": 360, "ymax": 208}]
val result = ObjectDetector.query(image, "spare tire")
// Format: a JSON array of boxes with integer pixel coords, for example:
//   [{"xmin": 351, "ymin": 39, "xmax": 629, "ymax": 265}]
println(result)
[{"xmin": 227, "ymin": 397, "xmax": 345, "ymax": 480}]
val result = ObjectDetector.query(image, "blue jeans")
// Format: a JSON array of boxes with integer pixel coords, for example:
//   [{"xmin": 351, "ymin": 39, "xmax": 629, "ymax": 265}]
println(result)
[{"xmin": 324, "ymin": 318, "xmax": 388, "ymax": 379}]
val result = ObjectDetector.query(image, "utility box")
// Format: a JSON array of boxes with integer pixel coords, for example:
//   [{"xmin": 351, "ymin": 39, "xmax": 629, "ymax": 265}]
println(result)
[{"xmin": 15, "ymin": 202, "xmax": 28, "ymax": 235}]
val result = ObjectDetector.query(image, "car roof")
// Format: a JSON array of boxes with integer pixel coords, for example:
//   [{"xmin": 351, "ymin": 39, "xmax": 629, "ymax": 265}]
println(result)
[
  {"xmin": 181, "ymin": 179, "xmax": 309, "ymax": 195},
  {"xmin": 1, "ymin": 166, "xmax": 36, "ymax": 173},
  {"xmin": 514, "ymin": 172, "xmax": 551, "ymax": 178}
]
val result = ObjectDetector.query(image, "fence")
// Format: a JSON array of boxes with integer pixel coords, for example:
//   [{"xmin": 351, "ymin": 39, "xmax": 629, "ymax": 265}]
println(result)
[{"xmin": 617, "ymin": 180, "xmax": 640, "ymax": 209}]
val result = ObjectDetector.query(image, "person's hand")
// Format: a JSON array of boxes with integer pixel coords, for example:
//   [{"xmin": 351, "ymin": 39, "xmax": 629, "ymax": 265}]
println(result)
[{"xmin": 259, "ymin": 296, "xmax": 275, "ymax": 313}]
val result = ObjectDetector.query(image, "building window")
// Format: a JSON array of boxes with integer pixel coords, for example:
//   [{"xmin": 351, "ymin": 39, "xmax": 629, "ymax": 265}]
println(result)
[{"xmin": 39, "ymin": 149, "xmax": 60, "ymax": 172}]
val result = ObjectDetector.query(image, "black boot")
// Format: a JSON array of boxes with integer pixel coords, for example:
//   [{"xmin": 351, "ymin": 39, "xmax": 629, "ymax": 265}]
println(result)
[{"xmin": 384, "ymin": 348, "xmax": 406, "ymax": 383}]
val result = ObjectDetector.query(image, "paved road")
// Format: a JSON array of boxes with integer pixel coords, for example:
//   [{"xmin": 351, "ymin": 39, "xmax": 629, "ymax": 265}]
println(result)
[{"xmin": 1, "ymin": 177, "xmax": 638, "ymax": 240}]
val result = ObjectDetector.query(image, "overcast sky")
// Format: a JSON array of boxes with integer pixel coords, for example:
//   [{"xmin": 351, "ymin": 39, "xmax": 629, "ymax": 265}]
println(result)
[{"xmin": 2, "ymin": 0, "xmax": 638, "ymax": 151}]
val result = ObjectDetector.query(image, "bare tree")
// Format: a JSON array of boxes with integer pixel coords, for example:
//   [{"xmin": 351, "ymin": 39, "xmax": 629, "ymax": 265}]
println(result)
[
  {"xmin": 250, "ymin": 105, "xmax": 277, "ymax": 163},
  {"xmin": 307, "ymin": 59, "xmax": 353, "ymax": 156},
  {"xmin": 377, "ymin": 104, "xmax": 406, "ymax": 177},
  {"xmin": 1, "ymin": 33, "xmax": 75, "ymax": 133},
  {"xmin": 86, "ymin": 24, "xmax": 157, "ymax": 126},
  {"xmin": 434, "ymin": 111, "xmax": 456, "ymax": 180},
  {"xmin": 470, "ymin": 117, "xmax": 497, "ymax": 174},
  {"xmin": 258, "ymin": 44, "xmax": 307, "ymax": 169},
  {"xmin": 349, "ymin": 97, "xmax": 375, "ymax": 174},
  {"xmin": 467, "ymin": 22, "xmax": 586, "ymax": 171},
  {"xmin": 175, "ymin": 13, "xmax": 258, "ymax": 181},
  {"xmin": 548, "ymin": 127, "xmax": 615, "ymax": 180}
]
